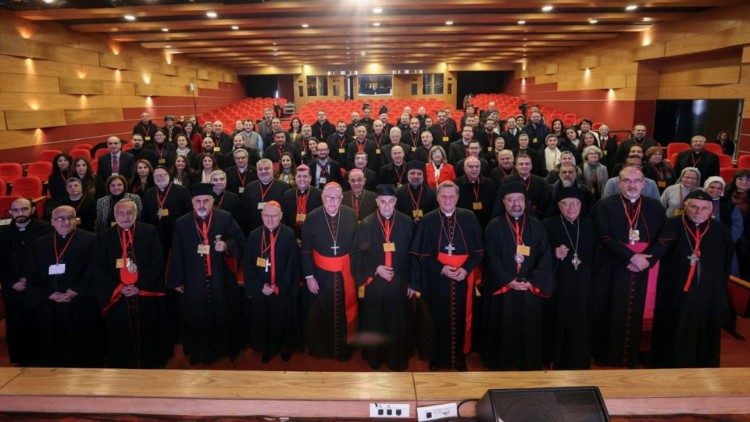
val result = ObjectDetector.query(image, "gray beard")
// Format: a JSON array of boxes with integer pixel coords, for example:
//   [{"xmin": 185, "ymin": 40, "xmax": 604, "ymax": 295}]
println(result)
[{"xmin": 562, "ymin": 180, "xmax": 574, "ymax": 188}]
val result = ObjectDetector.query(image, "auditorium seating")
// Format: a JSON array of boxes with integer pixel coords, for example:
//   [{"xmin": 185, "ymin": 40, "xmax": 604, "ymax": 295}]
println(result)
[
  {"xmin": 73, "ymin": 143, "xmax": 93, "ymax": 151},
  {"xmin": 720, "ymin": 167, "xmax": 738, "ymax": 183},
  {"xmin": 38, "ymin": 149, "xmax": 62, "ymax": 163},
  {"xmin": 704, "ymin": 142, "xmax": 723, "ymax": 155},
  {"xmin": 719, "ymin": 154, "xmax": 733, "ymax": 168},
  {"xmin": 666, "ymin": 142, "xmax": 690, "ymax": 158},
  {"xmin": 0, "ymin": 195, "xmax": 19, "ymax": 219},
  {"xmin": 0, "ymin": 179, "xmax": 6, "ymax": 196},
  {"xmin": 297, "ymin": 98, "xmax": 455, "ymax": 124},
  {"xmin": 69, "ymin": 148, "xmax": 91, "ymax": 161},
  {"xmin": 93, "ymin": 149, "xmax": 109, "ymax": 161},
  {"xmin": 0, "ymin": 163, "xmax": 23, "ymax": 186},
  {"xmin": 199, "ymin": 97, "xmax": 287, "ymax": 130},
  {"xmin": 25, "ymin": 161, "xmax": 52, "ymax": 184},
  {"xmin": 738, "ymin": 155, "xmax": 750, "ymax": 169}
]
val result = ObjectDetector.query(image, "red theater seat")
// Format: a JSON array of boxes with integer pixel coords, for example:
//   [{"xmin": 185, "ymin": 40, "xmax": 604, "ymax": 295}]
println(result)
[
  {"xmin": 38, "ymin": 149, "xmax": 62, "ymax": 163},
  {"xmin": 0, "ymin": 163, "xmax": 23, "ymax": 185}
]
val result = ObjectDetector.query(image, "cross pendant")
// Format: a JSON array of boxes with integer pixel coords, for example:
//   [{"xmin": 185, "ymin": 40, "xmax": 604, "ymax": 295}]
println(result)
[
  {"xmin": 264, "ymin": 259, "xmax": 271, "ymax": 273},
  {"xmin": 331, "ymin": 242, "xmax": 339, "ymax": 256},
  {"xmin": 445, "ymin": 243, "xmax": 455, "ymax": 255},
  {"xmin": 688, "ymin": 254, "xmax": 699, "ymax": 265}
]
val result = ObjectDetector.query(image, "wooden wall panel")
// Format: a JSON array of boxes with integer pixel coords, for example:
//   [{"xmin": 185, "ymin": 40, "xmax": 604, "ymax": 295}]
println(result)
[
  {"xmin": 59, "ymin": 78, "xmax": 104, "ymax": 95},
  {"xmin": 0, "ymin": 93, "xmax": 122, "ymax": 111},
  {"xmin": 544, "ymin": 64, "xmax": 558, "ymax": 75},
  {"xmin": 177, "ymin": 67, "xmax": 198, "ymax": 78},
  {"xmin": 99, "ymin": 53, "xmax": 129, "ymax": 70},
  {"xmin": 6, "ymin": 109, "xmax": 66, "ymax": 130},
  {"xmin": 0, "ymin": 36, "xmax": 99, "ymax": 67},
  {"xmin": 0, "ymin": 130, "xmax": 41, "ymax": 150},
  {"xmin": 0, "ymin": 112, "xmax": 6, "ymax": 131},
  {"xmin": 197, "ymin": 69, "xmax": 210, "ymax": 80},
  {"xmin": 0, "ymin": 74, "xmax": 60, "ymax": 94},
  {"xmin": 64, "ymin": 108, "xmax": 123, "ymax": 125},
  {"xmin": 661, "ymin": 66, "xmax": 741, "ymax": 86}
]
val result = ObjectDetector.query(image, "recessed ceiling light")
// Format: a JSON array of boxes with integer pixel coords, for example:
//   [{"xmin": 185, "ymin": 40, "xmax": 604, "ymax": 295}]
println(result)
[
  {"xmin": 373, "ymin": 22, "xmax": 381, "ymax": 27},
  {"xmin": 372, "ymin": 7, "xmax": 383, "ymax": 14},
  {"xmin": 517, "ymin": 20, "xmax": 526, "ymax": 25},
  {"xmin": 231, "ymin": 25, "xmax": 239, "ymax": 30},
  {"xmin": 541, "ymin": 5, "xmax": 554, "ymax": 12},
  {"xmin": 206, "ymin": 11, "xmax": 218, "ymax": 18},
  {"xmin": 361, "ymin": 51, "xmax": 366, "ymax": 56},
  {"xmin": 445, "ymin": 20, "xmax": 454, "ymax": 25},
  {"xmin": 625, "ymin": 4, "xmax": 638, "ymax": 11},
  {"xmin": 165, "ymin": 45, "xmax": 171, "ymax": 48},
  {"xmin": 124, "ymin": 14, "xmax": 136, "ymax": 21},
  {"xmin": 301, "ymin": 23, "xmax": 309, "ymax": 28},
  {"xmin": 161, "ymin": 27, "xmax": 169, "ymax": 32},
  {"xmin": 43, "ymin": 0, "xmax": 55, "ymax": 3},
  {"xmin": 589, "ymin": 18, "xmax": 598, "ymax": 24}
]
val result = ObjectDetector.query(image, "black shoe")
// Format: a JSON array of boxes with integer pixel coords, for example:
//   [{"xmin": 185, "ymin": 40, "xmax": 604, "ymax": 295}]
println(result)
[
  {"xmin": 429, "ymin": 361, "xmax": 439, "ymax": 370},
  {"xmin": 281, "ymin": 350, "xmax": 292, "ymax": 361}
]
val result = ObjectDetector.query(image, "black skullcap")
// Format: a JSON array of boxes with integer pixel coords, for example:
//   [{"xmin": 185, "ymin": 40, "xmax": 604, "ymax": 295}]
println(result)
[
  {"xmin": 684, "ymin": 190, "xmax": 712, "ymax": 202},
  {"xmin": 555, "ymin": 186, "xmax": 586, "ymax": 203},
  {"xmin": 375, "ymin": 184, "xmax": 398, "ymax": 197},
  {"xmin": 406, "ymin": 160, "xmax": 425, "ymax": 172},
  {"xmin": 501, "ymin": 181, "xmax": 525, "ymax": 197},
  {"xmin": 191, "ymin": 183, "xmax": 215, "ymax": 197}
]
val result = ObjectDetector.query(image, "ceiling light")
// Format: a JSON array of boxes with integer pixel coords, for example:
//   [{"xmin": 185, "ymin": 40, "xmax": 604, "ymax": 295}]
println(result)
[
  {"xmin": 589, "ymin": 18, "xmax": 598, "ymax": 24},
  {"xmin": 361, "ymin": 51, "xmax": 366, "ymax": 56},
  {"xmin": 301, "ymin": 23, "xmax": 309, "ymax": 28},
  {"xmin": 43, "ymin": 0, "xmax": 55, "ymax": 3},
  {"xmin": 231, "ymin": 25, "xmax": 239, "ymax": 30},
  {"xmin": 517, "ymin": 20, "xmax": 526, "ymax": 25},
  {"xmin": 206, "ymin": 11, "xmax": 218, "ymax": 18},
  {"xmin": 372, "ymin": 7, "xmax": 383, "ymax": 14},
  {"xmin": 445, "ymin": 20, "xmax": 454, "ymax": 25},
  {"xmin": 165, "ymin": 45, "xmax": 171, "ymax": 48},
  {"xmin": 541, "ymin": 5, "xmax": 554, "ymax": 12},
  {"xmin": 642, "ymin": 17, "xmax": 653, "ymax": 22},
  {"xmin": 124, "ymin": 14, "xmax": 136, "ymax": 21},
  {"xmin": 373, "ymin": 22, "xmax": 381, "ymax": 27},
  {"xmin": 625, "ymin": 4, "xmax": 638, "ymax": 11},
  {"xmin": 161, "ymin": 27, "xmax": 169, "ymax": 32}
]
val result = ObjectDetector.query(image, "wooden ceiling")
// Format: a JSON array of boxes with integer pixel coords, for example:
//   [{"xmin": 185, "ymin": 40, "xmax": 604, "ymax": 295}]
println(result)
[{"xmin": 9, "ymin": 0, "xmax": 742, "ymax": 70}]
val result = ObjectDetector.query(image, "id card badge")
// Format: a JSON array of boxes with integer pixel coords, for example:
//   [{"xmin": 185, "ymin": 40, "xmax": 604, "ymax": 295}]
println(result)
[
  {"xmin": 116, "ymin": 258, "xmax": 124, "ymax": 268},
  {"xmin": 383, "ymin": 242, "xmax": 396, "ymax": 252},
  {"xmin": 197, "ymin": 244, "xmax": 210, "ymax": 255},
  {"xmin": 375, "ymin": 148, "xmax": 381, "ymax": 155},
  {"xmin": 472, "ymin": 202, "xmax": 483, "ymax": 210},
  {"xmin": 48, "ymin": 263, "xmax": 66, "ymax": 275},
  {"xmin": 338, "ymin": 148, "xmax": 346, "ymax": 154},
  {"xmin": 257, "ymin": 201, "xmax": 266, "ymax": 210},
  {"xmin": 442, "ymin": 136, "xmax": 449, "ymax": 142},
  {"xmin": 158, "ymin": 158, "xmax": 166, "ymax": 165},
  {"xmin": 238, "ymin": 187, "xmax": 245, "ymax": 194},
  {"xmin": 411, "ymin": 146, "xmax": 417, "ymax": 152},
  {"xmin": 213, "ymin": 146, "xmax": 222, "ymax": 152},
  {"xmin": 319, "ymin": 177, "xmax": 327, "ymax": 184},
  {"xmin": 256, "ymin": 257, "xmax": 268, "ymax": 268},
  {"xmin": 158, "ymin": 208, "xmax": 169, "ymax": 217},
  {"xmin": 516, "ymin": 245, "xmax": 531, "ymax": 256},
  {"xmin": 296, "ymin": 213, "xmax": 307, "ymax": 222},
  {"xmin": 144, "ymin": 136, "xmax": 151, "ymax": 142},
  {"xmin": 412, "ymin": 209, "xmax": 423, "ymax": 218}
]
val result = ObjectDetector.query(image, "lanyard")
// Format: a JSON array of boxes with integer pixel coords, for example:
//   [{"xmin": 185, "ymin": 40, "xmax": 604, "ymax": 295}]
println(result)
[
  {"xmin": 193, "ymin": 211, "xmax": 214, "ymax": 276},
  {"xmin": 408, "ymin": 184, "xmax": 423, "ymax": 211},
  {"xmin": 237, "ymin": 168, "xmax": 247, "ymax": 187},
  {"xmin": 621, "ymin": 196, "xmax": 642, "ymax": 230},
  {"xmin": 259, "ymin": 180, "xmax": 275, "ymax": 202},
  {"xmin": 471, "ymin": 179, "xmax": 481, "ymax": 203},
  {"xmin": 351, "ymin": 194, "xmax": 361, "ymax": 218},
  {"xmin": 682, "ymin": 216, "xmax": 709, "ymax": 292},
  {"xmin": 506, "ymin": 213, "xmax": 525, "ymax": 272},
  {"xmin": 156, "ymin": 184, "xmax": 172, "ymax": 209},
  {"xmin": 373, "ymin": 133, "xmax": 383, "ymax": 148},
  {"xmin": 261, "ymin": 227, "xmax": 279, "ymax": 294},
  {"xmin": 376, "ymin": 211, "xmax": 395, "ymax": 268},
  {"xmin": 53, "ymin": 230, "xmax": 76, "ymax": 264}
]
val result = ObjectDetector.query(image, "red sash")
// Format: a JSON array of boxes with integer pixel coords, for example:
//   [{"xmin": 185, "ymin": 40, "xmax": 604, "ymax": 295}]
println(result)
[
  {"xmin": 102, "ymin": 283, "xmax": 164, "ymax": 315},
  {"xmin": 312, "ymin": 249, "xmax": 357, "ymax": 343},
  {"xmin": 625, "ymin": 241, "xmax": 660, "ymax": 351},
  {"xmin": 437, "ymin": 252, "xmax": 477, "ymax": 354}
]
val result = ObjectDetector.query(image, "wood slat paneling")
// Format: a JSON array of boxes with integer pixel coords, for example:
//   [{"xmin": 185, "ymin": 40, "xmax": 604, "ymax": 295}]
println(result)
[
  {"xmin": 64, "ymin": 108, "xmax": 123, "ymax": 125},
  {"xmin": 661, "ymin": 66, "xmax": 741, "ymax": 86},
  {"xmin": 0, "ymin": 74, "xmax": 60, "ymax": 94},
  {"xmin": 59, "ymin": 78, "xmax": 104, "ymax": 95},
  {"xmin": 6, "ymin": 109, "xmax": 66, "ymax": 130}
]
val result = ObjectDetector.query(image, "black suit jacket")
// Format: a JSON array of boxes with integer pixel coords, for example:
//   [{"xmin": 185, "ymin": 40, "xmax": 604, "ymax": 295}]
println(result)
[
  {"xmin": 673, "ymin": 150, "xmax": 720, "ymax": 180},
  {"xmin": 308, "ymin": 160, "xmax": 343, "ymax": 189},
  {"xmin": 97, "ymin": 151, "xmax": 135, "ymax": 180}
]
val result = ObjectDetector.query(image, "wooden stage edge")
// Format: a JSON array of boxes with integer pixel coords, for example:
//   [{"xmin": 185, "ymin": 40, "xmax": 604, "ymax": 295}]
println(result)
[{"xmin": 0, "ymin": 367, "xmax": 747, "ymax": 418}]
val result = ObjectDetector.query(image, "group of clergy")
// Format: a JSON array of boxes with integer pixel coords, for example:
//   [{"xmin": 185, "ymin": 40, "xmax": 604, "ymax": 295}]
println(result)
[{"xmin": 0, "ymin": 151, "xmax": 733, "ymax": 371}]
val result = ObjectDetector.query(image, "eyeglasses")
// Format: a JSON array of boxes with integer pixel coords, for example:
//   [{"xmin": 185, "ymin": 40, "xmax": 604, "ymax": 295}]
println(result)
[
  {"xmin": 619, "ymin": 178, "xmax": 644, "ymax": 184},
  {"xmin": 52, "ymin": 215, "xmax": 76, "ymax": 222}
]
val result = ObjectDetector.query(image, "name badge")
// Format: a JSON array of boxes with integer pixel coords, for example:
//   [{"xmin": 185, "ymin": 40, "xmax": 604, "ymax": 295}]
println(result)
[
  {"xmin": 256, "ymin": 257, "xmax": 268, "ymax": 268},
  {"xmin": 411, "ymin": 146, "xmax": 417, "ymax": 152},
  {"xmin": 257, "ymin": 202, "xmax": 266, "ymax": 210},
  {"xmin": 629, "ymin": 229, "xmax": 640, "ymax": 243},
  {"xmin": 338, "ymin": 148, "xmax": 346, "ymax": 154},
  {"xmin": 532, "ymin": 137, "xmax": 538, "ymax": 143},
  {"xmin": 116, "ymin": 258, "xmax": 124, "ymax": 268},
  {"xmin": 145, "ymin": 136, "xmax": 151, "ymax": 141},
  {"xmin": 383, "ymin": 242, "xmax": 396, "ymax": 252},
  {"xmin": 158, "ymin": 158, "xmax": 166, "ymax": 165},
  {"xmin": 516, "ymin": 245, "xmax": 531, "ymax": 256},
  {"xmin": 472, "ymin": 202, "xmax": 483, "ymax": 210},
  {"xmin": 375, "ymin": 148, "xmax": 381, "ymax": 154},
  {"xmin": 657, "ymin": 181, "xmax": 666, "ymax": 188},
  {"xmin": 412, "ymin": 209, "xmax": 423, "ymax": 218},
  {"xmin": 111, "ymin": 172, "xmax": 119, "ymax": 176},
  {"xmin": 301, "ymin": 151, "xmax": 306, "ymax": 157},
  {"xmin": 158, "ymin": 208, "xmax": 169, "ymax": 217},
  {"xmin": 213, "ymin": 146, "xmax": 221, "ymax": 152},
  {"xmin": 197, "ymin": 244, "xmax": 210, "ymax": 255},
  {"xmin": 487, "ymin": 146, "xmax": 493, "ymax": 152},
  {"xmin": 674, "ymin": 208, "xmax": 685, "ymax": 216},
  {"xmin": 442, "ymin": 136, "xmax": 449, "ymax": 142},
  {"xmin": 48, "ymin": 263, "xmax": 66, "ymax": 275},
  {"xmin": 296, "ymin": 213, "xmax": 307, "ymax": 222},
  {"xmin": 75, "ymin": 217, "xmax": 81, "ymax": 226},
  {"xmin": 111, "ymin": 221, "xmax": 117, "ymax": 226},
  {"xmin": 0, "ymin": 219, "xmax": 10, "ymax": 226},
  {"xmin": 319, "ymin": 177, "xmax": 327, "ymax": 184},
  {"xmin": 238, "ymin": 187, "xmax": 245, "ymax": 194}
]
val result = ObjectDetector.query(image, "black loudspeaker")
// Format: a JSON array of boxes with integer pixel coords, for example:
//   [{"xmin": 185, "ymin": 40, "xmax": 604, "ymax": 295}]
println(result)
[{"xmin": 475, "ymin": 386, "xmax": 610, "ymax": 422}]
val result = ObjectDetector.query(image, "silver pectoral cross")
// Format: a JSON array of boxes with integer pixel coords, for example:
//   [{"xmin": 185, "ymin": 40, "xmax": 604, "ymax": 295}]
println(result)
[
  {"xmin": 571, "ymin": 253, "xmax": 581, "ymax": 270},
  {"xmin": 331, "ymin": 242, "xmax": 339, "ymax": 256},
  {"xmin": 264, "ymin": 259, "xmax": 271, "ymax": 272},
  {"xmin": 688, "ymin": 253, "xmax": 699, "ymax": 265},
  {"xmin": 445, "ymin": 243, "xmax": 455, "ymax": 255}
]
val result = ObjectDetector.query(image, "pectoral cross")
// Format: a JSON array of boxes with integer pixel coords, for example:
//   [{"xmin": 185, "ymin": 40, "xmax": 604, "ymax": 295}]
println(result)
[
  {"xmin": 264, "ymin": 259, "xmax": 271, "ymax": 273},
  {"xmin": 331, "ymin": 242, "xmax": 339, "ymax": 256},
  {"xmin": 445, "ymin": 243, "xmax": 455, "ymax": 256},
  {"xmin": 688, "ymin": 254, "xmax": 699, "ymax": 265}
]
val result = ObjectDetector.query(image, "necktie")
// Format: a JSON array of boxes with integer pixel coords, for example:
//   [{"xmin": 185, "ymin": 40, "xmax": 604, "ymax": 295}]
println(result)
[{"xmin": 112, "ymin": 154, "xmax": 120, "ymax": 174}]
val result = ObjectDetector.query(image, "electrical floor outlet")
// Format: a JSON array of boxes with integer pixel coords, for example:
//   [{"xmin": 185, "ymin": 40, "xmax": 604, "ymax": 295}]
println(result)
[
  {"xmin": 417, "ymin": 402, "xmax": 459, "ymax": 421},
  {"xmin": 369, "ymin": 403, "xmax": 410, "ymax": 418}
]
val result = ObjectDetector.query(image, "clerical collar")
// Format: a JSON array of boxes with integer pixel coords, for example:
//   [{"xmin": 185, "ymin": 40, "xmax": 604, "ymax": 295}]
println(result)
[
  {"xmin": 238, "ymin": 166, "xmax": 248, "ymax": 173},
  {"xmin": 260, "ymin": 179, "xmax": 273, "ymax": 186},
  {"xmin": 441, "ymin": 210, "xmax": 454, "ymax": 218},
  {"xmin": 69, "ymin": 194, "xmax": 83, "ymax": 202},
  {"xmin": 14, "ymin": 220, "xmax": 30, "ymax": 230},
  {"xmin": 325, "ymin": 210, "xmax": 339, "ymax": 218}
]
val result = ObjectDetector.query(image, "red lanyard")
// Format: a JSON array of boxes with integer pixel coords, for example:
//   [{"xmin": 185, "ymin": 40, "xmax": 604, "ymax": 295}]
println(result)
[
  {"xmin": 53, "ymin": 230, "xmax": 76, "ymax": 264},
  {"xmin": 408, "ymin": 184, "xmax": 423, "ymax": 211},
  {"xmin": 439, "ymin": 125, "xmax": 448, "ymax": 136},
  {"xmin": 337, "ymin": 135, "xmax": 347, "ymax": 149},
  {"xmin": 506, "ymin": 214, "xmax": 525, "ymax": 272},
  {"xmin": 237, "ymin": 168, "xmax": 247, "ymax": 187},
  {"xmin": 260, "ymin": 228, "xmax": 279, "ymax": 294},
  {"xmin": 118, "ymin": 227, "xmax": 134, "ymax": 256},
  {"xmin": 682, "ymin": 217, "xmax": 709, "ymax": 292},
  {"xmin": 394, "ymin": 164, "xmax": 405, "ymax": 184},
  {"xmin": 259, "ymin": 180, "xmax": 275, "ymax": 202},
  {"xmin": 471, "ymin": 180, "xmax": 481, "ymax": 203},
  {"xmin": 356, "ymin": 141, "xmax": 365, "ymax": 153},
  {"xmin": 373, "ymin": 133, "xmax": 382, "ymax": 148},
  {"xmin": 411, "ymin": 132, "xmax": 419, "ymax": 146},
  {"xmin": 156, "ymin": 183, "xmax": 172, "ymax": 209},
  {"xmin": 156, "ymin": 144, "xmax": 165, "ymax": 158},
  {"xmin": 376, "ymin": 212, "xmax": 395, "ymax": 268},
  {"xmin": 296, "ymin": 189, "xmax": 309, "ymax": 226},
  {"xmin": 621, "ymin": 196, "xmax": 642, "ymax": 231},
  {"xmin": 193, "ymin": 211, "xmax": 214, "ymax": 276}
]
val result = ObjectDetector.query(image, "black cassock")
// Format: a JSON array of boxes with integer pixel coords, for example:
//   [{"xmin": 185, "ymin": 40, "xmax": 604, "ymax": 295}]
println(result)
[
  {"xmin": 482, "ymin": 213, "xmax": 553, "ymax": 370},
  {"xmin": 28, "ymin": 229, "xmax": 102, "ymax": 367},
  {"xmin": 281, "ymin": 187, "xmax": 324, "ymax": 240},
  {"xmin": 396, "ymin": 183, "xmax": 438, "ymax": 224},
  {"xmin": 543, "ymin": 215, "xmax": 596, "ymax": 369},
  {"xmin": 0, "ymin": 219, "xmax": 52, "ymax": 365},
  {"xmin": 243, "ymin": 224, "xmax": 300, "ymax": 357},
  {"xmin": 593, "ymin": 195, "xmax": 673, "ymax": 367},
  {"xmin": 167, "ymin": 209, "xmax": 246, "ymax": 365},
  {"xmin": 351, "ymin": 210, "xmax": 416, "ymax": 370},
  {"xmin": 412, "ymin": 208, "xmax": 484, "ymax": 369},
  {"xmin": 651, "ymin": 216, "xmax": 732, "ymax": 368},
  {"xmin": 141, "ymin": 183, "xmax": 193, "ymax": 257},
  {"xmin": 93, "ymin": 222, "xmax": 169, "ymax": 368},
  {"xmin": 239, "ymin": 179, "xmax": 290, "ymax": 234},
  {"xmin": 456, "ymin": 176, "xmax": 497, "ymax": 228},
  {"xmin": 301, "ymin": 206, "xmax": 357, "ymax": 360}
]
